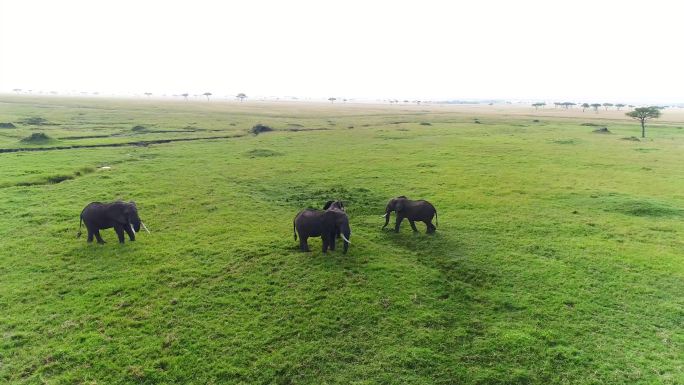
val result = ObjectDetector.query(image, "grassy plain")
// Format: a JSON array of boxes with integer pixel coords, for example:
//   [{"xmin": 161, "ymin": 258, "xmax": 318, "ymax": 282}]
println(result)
[{"xmin": 1, "ymin": 96, "xmax": 683, "ymax": 384}]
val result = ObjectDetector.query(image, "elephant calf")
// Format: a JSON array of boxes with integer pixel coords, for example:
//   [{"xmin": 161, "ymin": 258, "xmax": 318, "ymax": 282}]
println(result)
[
  {"xmin": 294, "ymin": 208, "xmax": 351, "ymax": 253},
  {"xmin": 382, "ymin": 196, "xmax": 438, "ymax": 233},
  {"xmin": 77, "ymin": 201, "xmax": 149, "ymax": 244}
]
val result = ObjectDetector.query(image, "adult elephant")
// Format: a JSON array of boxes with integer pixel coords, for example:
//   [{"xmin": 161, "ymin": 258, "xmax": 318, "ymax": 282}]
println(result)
[
  {"xmin": 381, "ymin": 196, "xmax": 438, "ymax": 233},
  {"xmin": 294, "ymin": 208, "xmax": 351, "ymax": 253},
  {"xmin": 77, "ymin": 201, "xmax": 149, "ymax": 244}
]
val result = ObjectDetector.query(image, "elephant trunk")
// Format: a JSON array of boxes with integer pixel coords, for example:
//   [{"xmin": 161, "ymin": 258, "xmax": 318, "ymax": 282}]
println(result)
[{"xmin": 382, "ymin": 207, "xmax": 391, "ymax": 229}]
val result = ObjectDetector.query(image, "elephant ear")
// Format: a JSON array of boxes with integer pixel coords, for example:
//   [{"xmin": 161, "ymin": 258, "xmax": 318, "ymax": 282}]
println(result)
[
  {"xmin": 395, "ymin": 200, "xmax": 405, "ymax": 212},
  {"xmin": 323, "ymin": 200, "xmax": 334, "ymax": 210},
  {"xmin": 111, "ymin": 203, "xmax": 128, "ymax": 224}
]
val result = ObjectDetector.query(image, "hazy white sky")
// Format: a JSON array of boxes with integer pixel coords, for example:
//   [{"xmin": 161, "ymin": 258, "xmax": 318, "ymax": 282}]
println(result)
[{"xmin": 0, "ymin": 0, "xmax": 682, "ymax": 102}]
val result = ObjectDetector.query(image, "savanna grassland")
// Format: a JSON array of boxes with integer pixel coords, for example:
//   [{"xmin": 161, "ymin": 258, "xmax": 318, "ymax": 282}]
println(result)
[{"xmin": 1, "ymin": 96, "xmax": 682, "ymax": 385}]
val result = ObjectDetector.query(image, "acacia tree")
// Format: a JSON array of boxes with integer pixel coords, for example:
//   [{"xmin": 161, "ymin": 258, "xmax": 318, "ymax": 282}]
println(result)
[
  {"xmin": 181, "ymin": 93, "xmax": 189, "ymax": 101},
  {"xmin": 591, "ymin": 103, "xmax": 601, "ymax": 113},
  {"xmin": 603, "ymin": 103, "xmax": 613, "ymax": 111},
  {"xmin": 328, "ymin": 97, "xmax": 336, "ymax": 103},
  {"xmin": 626, "ymin": 106, "xmax": 661, "ymax": 138},
  {"xmin": 615, "ymin": 103, "xmax": 626, "ymax": 111},
  {"xmin": 12, "ymin": 88, "xmax": 22, "ymax": 94},
  {"xmin": 236, "ymin": 93, "xmax": 247, "ymax": 102},
  {"xmin": 203, "ymin": 92, "xmax": 212, "ymax": 101},
  {"xmin": 581, "ymin": 103, "xmax": 590, "ymax": 112},
  {"xmin": 144, "ymin": 92, "xmax": 152, "ymax": 98},
  {"xmin": 532, "ymin": 102, "xmax": 545, "ymax": 110}
]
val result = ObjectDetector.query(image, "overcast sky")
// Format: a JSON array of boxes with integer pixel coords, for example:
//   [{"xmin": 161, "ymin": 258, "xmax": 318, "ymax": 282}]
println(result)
[{"xmin": 0, "ymin": 0, "xmax": 682, "ymax": 102}]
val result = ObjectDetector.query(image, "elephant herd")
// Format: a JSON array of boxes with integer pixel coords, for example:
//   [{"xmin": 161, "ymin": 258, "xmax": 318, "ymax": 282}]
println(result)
[{"xmin": 77, "ymin": 196, "xmax": 438, "ymax": 254}]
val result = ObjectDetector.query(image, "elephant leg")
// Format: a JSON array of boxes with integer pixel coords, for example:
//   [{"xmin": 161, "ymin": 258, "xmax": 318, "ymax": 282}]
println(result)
[
  {"xmin": 409, "ymin": 220, "xmax": 419, "ymax": 232},
  {"xmin": 329, "ymin": 232, "xmax": 336, "ymax": 251},
  {"xmin": 114, "ymin": 226, "xmax": 125, "ymax": 243},
  {"xmin": 94, "ymin": 230, "xmax": 105, "ymax": 244},
  {"xmin": 124, "ymin": 226, "xmax": 136, "ymax": 241},
  {"xmin": 425, "ymin": 221, "xmax": 436, "ymax": 234},
  {"xmin": 394, "ymin": 216, "xmax": 404, "ymax": 233},
  {"xmin": 322, "ymin": 235, "xmax": 330, "ymax": 253},
  {"xmin": 299, "ymin": 237, "xmax": 310, "ymax": 252},
  {"xmin": 87, "ymin": 230, "xmax": 94, "ymax": 243}
]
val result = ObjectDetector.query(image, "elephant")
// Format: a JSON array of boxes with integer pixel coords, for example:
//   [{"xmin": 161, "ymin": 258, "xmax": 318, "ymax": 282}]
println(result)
[
  {"xmin": 77, "ymin": 201, "xmax": 149, "ymax": 244},
  {"xmin": 323, "ymin": 200, "xmax": 345, "ymax": 238},
  {"xmin": 293, "ymin": 208, "xmax": 351, "ymax": 253},
  {"xmin": 381, "ymin": 196, "xmax": 438, "ymax": 233}
]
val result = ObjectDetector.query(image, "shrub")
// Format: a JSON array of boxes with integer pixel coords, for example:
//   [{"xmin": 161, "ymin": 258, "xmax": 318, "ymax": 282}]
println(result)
[
  {"xmin": 592, "ymin": 127, "xmax": 611, "ymax": 134},
  {"xmin": 18, "ymin": 117, "xmax": 50, "ymax": 126},
  {"xmin": 131, "ymin": 125, "xmax": 147, "ymax": 131},
  {"xmin": 20, "ymin": 132, "xmax": 53, "ymax": 144},
  {"xmin": 0, "ymin": 122, "xmax": 16, "ymax": 128},
  {"xmin": 245, "ymin": 149, "xmax": 283, "ymax": 158},
  {"xmin": 420, "ymin": 122, "xmax": 432, "ymax": 126},
  {"xmin": 250, "ymin": 124, "xmax": 274, "ymax": 135}
]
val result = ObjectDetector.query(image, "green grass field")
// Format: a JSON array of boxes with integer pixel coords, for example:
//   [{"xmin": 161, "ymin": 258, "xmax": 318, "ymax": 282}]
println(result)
[{"xmin": 1, "ymin": 96, "xmax": 682, "ymax": 384}]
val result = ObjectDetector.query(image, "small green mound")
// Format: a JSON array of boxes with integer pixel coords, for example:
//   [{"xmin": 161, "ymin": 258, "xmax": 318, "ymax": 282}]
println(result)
[
  {"xmin": 18, "ymin": 117, "xmax": 51, "ymax": 126},
  {"xmin": 131, "ymin": 125, "xmax": 147, "ymax": 131},
  {"xmin": 551, "ymin": 138, "xmax": 579, "ymax": 145},
  {"xmin": 420, "ymin": 122, "xmax": 432, "ymax": 126},
  {"xmin": 610, "ymin": 200, "xmax": 682, "ymax": 217},
  {"xmin": 46, "ymin": 175, "xmax": 74, "ymax": 184},
  {"xmin": 280, "ymin": 185, "xmax": 387, "ymax": 215},
  {"xmin": 250, "ymin": 124, "xmax": 274, "ymax": 135},
  {"xmin": 20, "ymin": 132, "xmax": 54, "ymax": 144},
  {"xmin": 245, "ymin": 149, "xmax": 283, "ymax": 158},
  {"xmin": 0, "ymin": 122, "xmax": 16, "ymax": 128}
]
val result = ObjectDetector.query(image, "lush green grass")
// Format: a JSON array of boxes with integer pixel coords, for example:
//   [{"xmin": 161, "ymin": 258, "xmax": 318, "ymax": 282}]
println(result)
[{"xmin": 1, "ymin": 97, "xmax": 682, "ymax": 384}]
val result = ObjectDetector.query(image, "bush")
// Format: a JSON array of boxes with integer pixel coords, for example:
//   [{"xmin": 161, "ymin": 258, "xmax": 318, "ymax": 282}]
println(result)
[
  {"xmin": 18, "ymin": 117, "xmax": 50, "ymax": 126},
  {"xmin": 250, "ymin": 124, "xmax": 273, "ymax": 135},
  {"xmin": 592, "ymin": 127, "xmax": 611, "ymax": 134},
  {"xmin": 20, "ymin": 132, "xmax": 53, "ymax": 144},
  {"xmin": 132, "ymin": 125, "xmax": 147, "ymax": 131},
  {"xmin": 245, "ymin": 149, "xmax": 283, "ymax": 158},
  {"xmin": 420, "ymin": 122, "xmax": 432, "ymax": 126},
  {"xmin": 0, "ymin": 122, "xmax": 16, "ymax": 128}
]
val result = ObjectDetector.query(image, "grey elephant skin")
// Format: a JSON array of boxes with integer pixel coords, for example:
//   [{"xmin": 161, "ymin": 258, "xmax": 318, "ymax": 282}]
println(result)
[
  {"xmin": 293, "ymin": 205, "xmax": 351, "ymax": 253},
  {"xmin": 382, "ymin": 196, "xmax": 438, "ymax": 233},
  {"xmin": 77, "ymin": 201, "xmax": 142, "ymax": 244}
]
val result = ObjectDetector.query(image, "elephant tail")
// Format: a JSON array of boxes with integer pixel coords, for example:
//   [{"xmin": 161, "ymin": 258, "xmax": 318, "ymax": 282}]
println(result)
[
  {"xmin": 434, "ymin": 209, "xmax": 438, "ymax": 228},
  {"xmin": 76, "ymin": 214, "xmax": 83, "ymax": 238},
  {"xmin": 293, "ymin": 219, "xmax": 297, "ymax": 241}
]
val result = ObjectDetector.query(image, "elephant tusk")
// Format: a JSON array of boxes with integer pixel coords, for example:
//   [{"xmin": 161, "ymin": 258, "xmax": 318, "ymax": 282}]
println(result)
[
  {"xmin": 130, "ymin": 223, "xmax": 136, "ymax": 233},
  {"xmin": 380, "ymin": 213, "xmax": 387, "ymax": 218},
  {"xmin": 341, "ymin": 234, "xmax": 351, "ymax": 244},
  {"xmin": 141, "ymin": 222, "xmax": 151, "ymax": 234}
]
